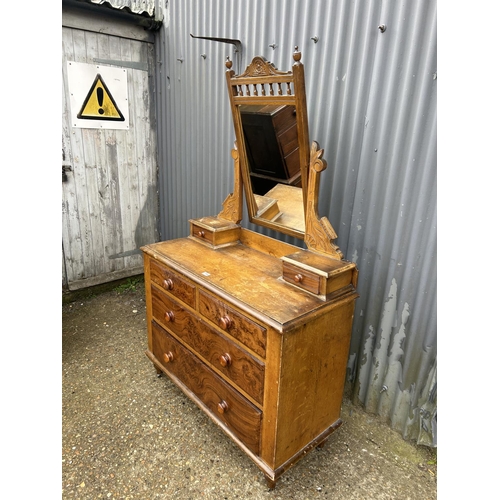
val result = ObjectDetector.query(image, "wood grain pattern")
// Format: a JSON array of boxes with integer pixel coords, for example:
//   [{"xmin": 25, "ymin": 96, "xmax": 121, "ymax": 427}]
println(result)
[
  {"xmin": 142, "ymin": 238, "xmax": 330, "ymax": 330},
  {"xmin": 143, "ymin": 254, "xmax": 153, "ymax": 352},
  {"xmin": 259, "ymin": 326, "xmax": 283, "ymax": 468},
  {"xmin": 218, "ymin": 144, "xmax": 243, "ymax": 223},
  {"xmin": 198, "ymin": 288, "xmax": 267, "ymax": 358},
  {"xmin": 282, "ymin": 263, "xmax": 321, "ymax": 294},
  {"xmin": 262, "ymin": 184, "xmax": 305, "ymax": 232},
  {"xmin": 273, "ymin": 299, "xmax": 356, "ymax": 466},
  {"xmin": 304, "ymin": 142, "xmax": 344, "ymax": 259},
  {"xmin": 149, "ymin": 258, "xmax": 196, "ymax": 308},
  {"xmin": 282, "ymin": 250, "xmax": 359, "ymax": 298},
  {"xmin": 239, "ymin": 104, "xmax": 300, "ymax": 186},
  {"xmin": 239, "ymin": 227, "xmax": 299, "ymax": 258},
  {"xmin": 151, "ymin": 285, "xmax": 265, "ymax": 404},
  {"xmin": 190, "ymin": 222, "xmax": 215, "ymax": 244},
  {"xmin": 189, "ymin": 216, "xmax": 241, "ymax": 248},
  {"xmin": 151, "ymin": 321, "xmax": 262, "ymax": 454}
]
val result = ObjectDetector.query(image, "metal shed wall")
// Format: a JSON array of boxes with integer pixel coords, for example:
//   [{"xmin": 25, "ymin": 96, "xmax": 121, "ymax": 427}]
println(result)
[
  {"xmin": 154, "ymin": 0, "xmax": 437, "ymax": 446},
  {"xmin": 87, "ymin": 0, "xmax": 156, "ymax": 17}
]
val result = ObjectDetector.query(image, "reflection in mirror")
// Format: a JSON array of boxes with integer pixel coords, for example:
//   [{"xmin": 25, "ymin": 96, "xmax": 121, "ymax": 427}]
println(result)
[
  {"xmin": 240, "ymin": 105, "xmax": 301, "ymax": 192},
  {"xmin": 239, "ymin": 104, "xmax": 305, "ymax": 233}
]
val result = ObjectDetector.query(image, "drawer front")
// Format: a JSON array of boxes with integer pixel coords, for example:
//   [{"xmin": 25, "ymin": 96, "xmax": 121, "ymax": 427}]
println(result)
[
  {"xmin": 150, "ymin": 259, "xmax": 196, "ymax": 308},
  {"xmin": 152, "ymin": 321, "xmax": 262, "ymax": 454},
  {"xmin": 282, "ymin": 262, "xmax": 321, "ymax": 295},
  {"xmin": 198, "ymin": 289, "xmax": 267, "ymax": 358},
  {"xmin": 151, "ymin": 288, "xmax": 265, "ymax": 404},
  {"xmin": 190, "ymin": 223, "xmax": 215, "ymax": 244},
  {"xmin": 273, "ymin": 104, "xmax": 296, "ymax": 133},
  {"xmin": 278, "ymin": 122, "xmax": 298, "ymax": 157}
]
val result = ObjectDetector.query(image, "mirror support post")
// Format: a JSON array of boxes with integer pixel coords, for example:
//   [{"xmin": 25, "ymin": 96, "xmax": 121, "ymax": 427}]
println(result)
[{"xmin": 225, "ymin": 58, "xmax": 259, "ymax": 218}]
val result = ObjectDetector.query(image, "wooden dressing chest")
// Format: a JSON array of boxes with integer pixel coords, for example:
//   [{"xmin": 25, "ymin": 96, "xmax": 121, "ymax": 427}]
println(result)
[{"xmin": 141, "ymin": 49, "xmax": 358, "ymax": 488}]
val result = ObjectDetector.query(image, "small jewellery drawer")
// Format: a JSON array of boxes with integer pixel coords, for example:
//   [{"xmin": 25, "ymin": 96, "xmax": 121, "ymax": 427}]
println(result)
[
  {"xmin": 282, "ymin": 264, "xmax": 321, "ymax": 294},
  {"xmin": 198, "ymin": 289, "xmax": 267, "ymax": 358},
  {"xmin": 152, "ymin": 321, "xmax": 262, "ymax": 454},
  {"xmin": 281, "ymin": 250, "xmax": 358, "ymax": 299},
  {"xmin": 151, "ymin": 288, "xmax": 265, "ymax": 404},
  {"xmin": 191, "ymin": 222, "xmax": 215, "ymax": 244},
  {"xmin": 149, "ymin": 259, "xmax": 196, "ymax": 308},
  {"xmin": 189, "ymin": 216, "xmax": 240, "ymax": 248}
]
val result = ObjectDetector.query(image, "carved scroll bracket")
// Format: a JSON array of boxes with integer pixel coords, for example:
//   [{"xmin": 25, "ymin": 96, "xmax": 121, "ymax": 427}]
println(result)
[
  {"xmin": 218, "ymin": 142, "xmax": 243, "ymax": 223},
  {"xmin": 304, "ymin": 142, "xmax": 344, "ymax": 260}
]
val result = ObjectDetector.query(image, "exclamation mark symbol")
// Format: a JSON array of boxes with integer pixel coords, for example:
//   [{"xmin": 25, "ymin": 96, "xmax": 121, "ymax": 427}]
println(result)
[{"xmin": 97, "ymin": 87, "xmax": 104, "ymax": 115}]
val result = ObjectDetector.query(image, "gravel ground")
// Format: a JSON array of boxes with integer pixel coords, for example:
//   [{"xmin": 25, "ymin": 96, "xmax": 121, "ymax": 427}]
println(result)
[{"xmin": 62, "ymin": 278, "xmax": 437, "ymax": 499}]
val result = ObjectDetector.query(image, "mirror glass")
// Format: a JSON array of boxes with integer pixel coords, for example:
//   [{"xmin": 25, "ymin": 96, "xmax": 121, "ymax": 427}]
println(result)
[{"xmin": 238, "ymin": 104, "xmax": 305, "ymax": 233}]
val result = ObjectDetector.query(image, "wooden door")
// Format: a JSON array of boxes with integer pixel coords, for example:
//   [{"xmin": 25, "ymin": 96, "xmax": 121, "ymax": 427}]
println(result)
[{"xmin": 62, "ymin": 17, "xmax": 159, "ymax": 290}]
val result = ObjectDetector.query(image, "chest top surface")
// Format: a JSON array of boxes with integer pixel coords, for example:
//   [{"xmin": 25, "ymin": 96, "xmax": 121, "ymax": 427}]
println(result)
[{"xmin": 142, "ymin": 236, "xmax": 354, "ymax": 330}]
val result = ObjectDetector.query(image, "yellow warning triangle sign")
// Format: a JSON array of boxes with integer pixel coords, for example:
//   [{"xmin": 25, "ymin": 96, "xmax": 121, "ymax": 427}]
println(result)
[{"xmin": 77, "ymin": 74, "xmax": 125, "ymax": 121}]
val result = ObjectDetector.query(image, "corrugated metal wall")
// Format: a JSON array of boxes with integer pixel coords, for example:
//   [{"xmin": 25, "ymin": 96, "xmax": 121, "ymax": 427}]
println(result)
[
  {"xmin": 154, "ymin": 0, "xmax": 437, "ymax": 446},
  {"xmin": 88, "ymin": 0, "xmax": 156, "ymax": 16}
]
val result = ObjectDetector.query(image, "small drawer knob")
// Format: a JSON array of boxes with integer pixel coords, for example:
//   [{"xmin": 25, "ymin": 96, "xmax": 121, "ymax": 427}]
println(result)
[
  {"xmin": 163, "ymin": 351, "xmax": 174, "ymax": 363},
  {"xmin": 294, "ymin": 273, "xmax": 304, "ymax": 283},
  {"xmin": 219, "ymin": 315, "xmax": 233, "ymax": 330},
  {"xmin": 197, "ymin": 230, "xmax": 205, "ymax": 238},
  {"xmin": 164, "ymin": 310, "xmax": 175, "ymax": 322},
  {"xmin": 217, "ymin": 400, "xmax": 229, "ymax": 414},
  {"xmin": 163, "ymin": 278, "xmax": 174, "ymax": 290},
  {"xmin": 219, "ymin": 353, "xmax": 232, "ymax": 367}
]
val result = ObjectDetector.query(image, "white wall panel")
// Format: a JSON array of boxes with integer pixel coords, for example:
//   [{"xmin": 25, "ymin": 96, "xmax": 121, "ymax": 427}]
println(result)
[{"xmin": 62, "ymin": 13, "xmax": 159, "ymax": 289}]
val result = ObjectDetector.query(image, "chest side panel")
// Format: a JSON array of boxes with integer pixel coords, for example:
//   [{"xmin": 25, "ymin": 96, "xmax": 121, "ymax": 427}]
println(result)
[{"xmin": 274, "ymin": 297, "xmax": 356, "ymax": 467}]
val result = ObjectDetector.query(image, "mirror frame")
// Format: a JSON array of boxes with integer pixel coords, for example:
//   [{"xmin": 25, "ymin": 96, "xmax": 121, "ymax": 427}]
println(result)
[{"xmin": 225, "ymin": 48, "xmax": 310, "ymax": 239}]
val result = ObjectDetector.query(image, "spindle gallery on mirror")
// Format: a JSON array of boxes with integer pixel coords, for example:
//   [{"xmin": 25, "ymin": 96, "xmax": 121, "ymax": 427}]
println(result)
[{"xmin": 141, "ymin": 48, "xmax": 358, "ymax": 489}]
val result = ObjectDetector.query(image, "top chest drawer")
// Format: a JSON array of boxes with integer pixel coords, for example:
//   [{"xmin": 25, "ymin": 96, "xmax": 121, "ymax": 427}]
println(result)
[{"xmin": 149, "ymin": 259, "xmax": 196, "ymax": 308}]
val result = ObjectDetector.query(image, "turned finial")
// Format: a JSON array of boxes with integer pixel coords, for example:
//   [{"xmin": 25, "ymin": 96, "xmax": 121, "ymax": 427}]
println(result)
[
  {"xmin": 226, "ymin": 56, "xmax": 233, "ymax": 69},
  {"xmin": 293, "ymin": 46, "xmax": 302, "ymax": 62}
]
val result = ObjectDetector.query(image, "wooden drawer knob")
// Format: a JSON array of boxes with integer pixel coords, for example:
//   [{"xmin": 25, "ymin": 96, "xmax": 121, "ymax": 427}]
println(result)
[
  {"xmin": 164, "ymin": 310, "xmax": 175, "ymax": 322},
  {"xmin": 219, "ymin": 315, "xmax": 233, "ymax": 330},
  {"xmin": 219, "ymin": 353, "xmax": 232, "ymax": 367},
  {"xmin": 217, "ymin": 400, "xmax": 229, "ymax": 414},
  {"xmin": 163, "ymin": 278, "xmax": 174, "ymax": 290},
  {"xmin": 294, "ymin": 273, "xmax": 304, "ymax": 283},
  {"xmin": 197, "ymin": 230, "xmax": 205, "ymax": 238},
  {"xmin": 163, "ymin": 351, "xmax": 174, "ymax": 363}
]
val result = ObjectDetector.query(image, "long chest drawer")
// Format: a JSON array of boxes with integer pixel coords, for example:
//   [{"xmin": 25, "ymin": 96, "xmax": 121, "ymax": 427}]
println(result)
[
  {"xmin": 152, "ymin": 320, "xmax": 262, "ymax": 454},
  {"xmin": 151, "ymin": 285, "xmax": 265, "ymax": 404}
]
